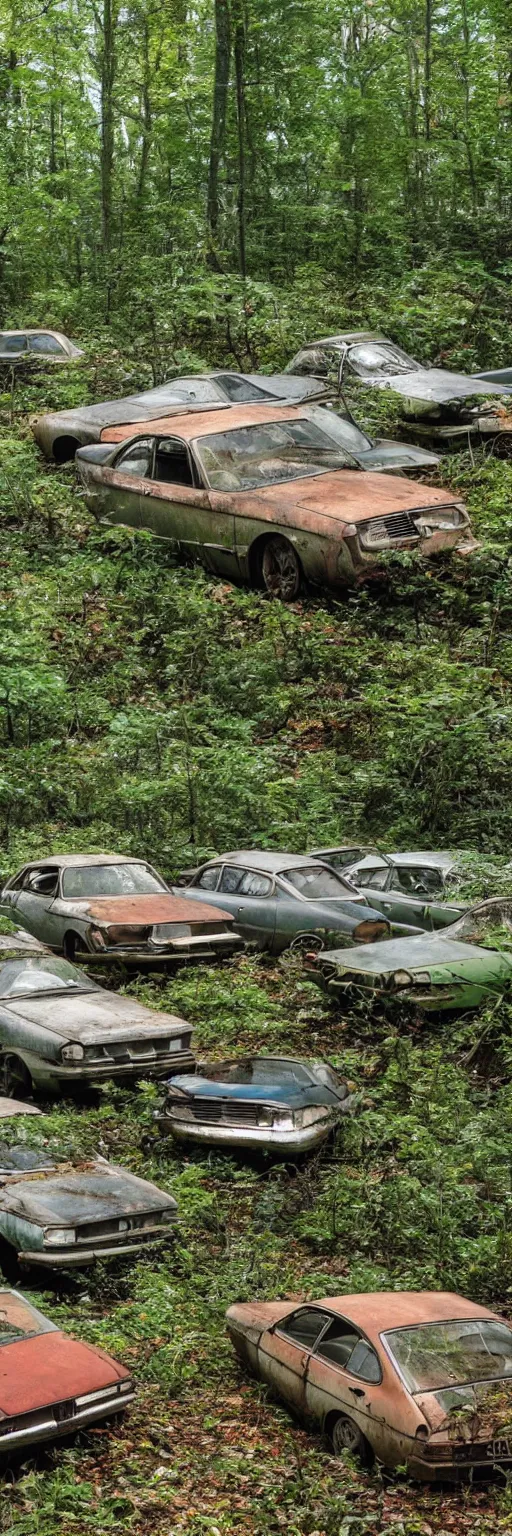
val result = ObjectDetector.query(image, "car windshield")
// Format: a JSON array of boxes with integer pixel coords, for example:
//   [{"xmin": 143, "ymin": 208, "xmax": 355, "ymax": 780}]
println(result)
[
  {"xmin": 203, "ymin": 1058, "xmax": 315, "ymax": 1086},
  {"xmin": 348, "ymin": 342, "xmax": 418, "ymax": 379},
  {"xmin": 308, "ymin": 405, "xmax": 371, "ymax": 454},
  {"xmin": 194, "ymin": 419, "xmax": 355, "ymax": 491},
  {"xmin": 384, "ymin": 1319, "xmax": 512, "ymax": 1393},
  {"xmin": 444, "ymin": 903, "xmax": 512, "ymax": 948},
  {"xmin": 61, "ymin": 863, "xmax": 167, "ymax": 898},
  {"xmin": 282, "ymin": 865, "xmax": 357, "ymax": 899},
  {"xmin": 0, "ymin": 957, "xmax": 97, "ymax": 999},
  {"xmin": 0, "ymin": 1291, "xmax": 56, "ymax": 1346}
]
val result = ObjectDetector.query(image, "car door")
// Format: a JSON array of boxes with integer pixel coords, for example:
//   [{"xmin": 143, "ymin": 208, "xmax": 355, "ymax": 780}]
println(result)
[
  {"xmin": 14, "ymin": 867, "xmax": 62, "ymax": 945},
  {"xmin": 139, "ymin": 436, "xmax": 239, "ymax": 579},
  {"xmin": 0, "ymin": 335, "xmax": 28, "ymax": 361},
  {"xmin": 222, "ymin": 867, "xmax": 278, "ymax": 948},
  {"xmin": 258, "ymin": 1306, "xmax": 332, "ymax": 1416},
  {"xmin": 305, "ymin": 1314, "xmax": 410, "ymax": 1464},
  {"xmin": 356, "ymin": 867, "xmax": 425, "ymax": 935},
  {"xmin": 100, "ymin": 437, "xmax": 156, "ymax": 528}
]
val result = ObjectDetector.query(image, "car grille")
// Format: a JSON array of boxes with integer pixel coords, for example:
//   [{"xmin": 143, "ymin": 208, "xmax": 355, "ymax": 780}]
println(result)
[
  {"xmin": 76, "ymin": 1212, "xmax": 174, "ymax": 1241},
  {"xmin": 0, "ymin": 1401, "xmax": 76, "ymax": 1439},
  {"xmin": 361, "ymin": 510, "xmax": 420, "ymax": 546},
  {"xmin": 179, "ymin": 1099, "xmax": 262, "ymax": 1126},
  {"xmin": 86, "ymin": 1039, "xmax": 181, "ymax": 1063}
]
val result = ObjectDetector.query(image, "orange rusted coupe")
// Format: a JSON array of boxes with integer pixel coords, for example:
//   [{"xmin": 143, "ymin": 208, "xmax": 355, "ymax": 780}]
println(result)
[
  {"xmin": 75, "ymin": 403, "xmax": 476, "ymax": 600},
  {"xmin": 226, "ymin": 1290, "xmax": 512, "ymax": 1478}
]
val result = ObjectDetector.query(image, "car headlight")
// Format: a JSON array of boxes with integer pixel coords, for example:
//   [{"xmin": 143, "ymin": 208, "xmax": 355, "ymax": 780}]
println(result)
[
  {"xmin": 44, "ymin": 1227, "xmax": 76, "ymax": 1246},
  {"xmin": 295, "ymin": 1106, "xmax": 331, "ymax": 1128},
  {"xmin": 271, "ymin": 1112, "xmax": 295, "ymax": 1130},
  {"xmin": 393, "ymin": 970, "xmax": 413, "ymax": 986},
  {"xmin": 414, "ymin": 507, "xmax": 462, "ymax": 532},
  {"xmin": 411, "ymin": 971, "xmax": 433, "ymax": 984},
  {"xmin": 61, "ymin": 1043, "xmax": 84, "ymax": 1062}
]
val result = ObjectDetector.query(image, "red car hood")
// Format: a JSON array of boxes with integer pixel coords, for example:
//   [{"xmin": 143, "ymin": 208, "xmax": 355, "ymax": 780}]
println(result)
[
  {"xmin": 59, "ymin": 894, "xmax": 232, "ymax": 925},
  {"xmin": 252, "ymin": 470, "xmax": 459, "ymax": 526},
  {"xmin": 0, "ymin": 1330, "xmax": 129, "ymax": 1417}
]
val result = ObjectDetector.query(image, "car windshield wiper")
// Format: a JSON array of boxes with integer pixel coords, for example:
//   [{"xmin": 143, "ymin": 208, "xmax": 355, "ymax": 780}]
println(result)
[{"xmin": 2, "ymin": 984, "xmax": 94, "ymax": 1000}]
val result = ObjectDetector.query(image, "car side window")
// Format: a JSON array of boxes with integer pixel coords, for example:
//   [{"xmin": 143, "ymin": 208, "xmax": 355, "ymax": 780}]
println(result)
[
  {"xmin": 278, "ymin": 1308, "xmax": 331, "ymax": 1349},
  {"xmin": 0, "ymin": 335, "xmax": 27, "ymax": 354},
  {"xmin": 361, "ymin": 867, "xmax": 389, "ymax": 891},
  {"xmin": 22, "ymin": 868, "xmax": 59, "ymax": 897},
  {"xmin": 218, "ymin": 865, "xmax": 245, "ymax": 894},
  {"xmin": 390, "ymin": 866, "xmax": 443, "ymax": 896},
  {"xmin": 153, "ymin": 438, "xmax": 195, "ymax": 487},
  {"xmin": 238, "ymin": 871, "xmax": 273, "ymax": 897},
  {"xmin": 28, "ymin": 334, "xmax": 65, "ymax": 355},
  {"xmin": 196, "ymin": 867, "xmax": 221, "ymax": 891},
  {"xmin": 315, "ymin": 1317, "xmax": 381, "ymax": 1381},
  {"xmin": 115, "ymin": 439, "xmax": 154, "ymax": 478}
]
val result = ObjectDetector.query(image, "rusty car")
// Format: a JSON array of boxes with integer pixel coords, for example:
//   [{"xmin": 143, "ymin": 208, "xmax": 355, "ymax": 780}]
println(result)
[
  {"xmin": 285, "ymin": 331, "xmax": 512, "ymax": 448},
  {"xmin": 0, "ymin": 929, "xmax": 195, "ymax": 1096},
  {"xmin": 0, "ymin": 330, "xmax": 83, "ymax": 364},
  {"xmin": 0, "ymin": 1287, "xmax": 133, "ymax": 1454},
  {"xmin": 32, "ymin": 372, "xmax": 328, "ymax": 461},
  {"xmin": 309, "ymin": 897, "xmax": 512, "ymax": 1014},
  {"xmin": 0, "ymin": 853, "xmax": 242, "ymax": 968},
  {"xmin": 32, "ymin": 377, "xmax": 440, "ymax": 477},
  {"xmin": 74, "ymin": 403, "xmax": 475, "ymax": 600},
  {"xmin": 0, "ymin": 1149, "xmax": 177, "ymax": 1272},
  {"xmin": 175, "ymin": 850, "xmax": 393, "ymax": 953},
  {"xmin": 226, "ymin": 1289, "xmax": 512, "ymax": 1478},
  {"xmin": 156, "ymin": 1054, "xmax": 354, "ymax": 1153}
]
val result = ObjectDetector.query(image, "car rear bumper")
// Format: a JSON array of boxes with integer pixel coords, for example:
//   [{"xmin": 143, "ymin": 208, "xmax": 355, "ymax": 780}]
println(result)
[
  {"xmin": 155, "ymin": 1113, "xmax": 334, "ymax": 1151},
  {"xmin": 408, "ymin": 1452, "xmax": 512, "ymax": 1482},
  {"xmin": 0, "ymin": 1391, "xmax": 135, "ymax": 1453}
]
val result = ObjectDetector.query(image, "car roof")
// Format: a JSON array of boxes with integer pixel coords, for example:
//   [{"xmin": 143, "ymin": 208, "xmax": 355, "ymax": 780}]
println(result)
[
  {"xmin": 202, "ymin": 850, "xmax": 329, "ymax": 874},
  {"xmin": 0, "ymin": 329, "xmax": 71, "ymax": 343},
  {"xmin": 101, "ymin": 402, "xmax": 316, "ymax": 446},
  {"xmin": 299, "ymin": 332, "xmax": 388, "ymax": 349},
  {"xmin": 20, "ymin": 853, "xmax": 147, "ymax": 870},
  {"xmin": 352, "ymin": 851, "xmax": 456, "ymax": 872},
  {"xmin": 315, "ymin": 1291, "xmax": 499, "ymax": 1335},
  {"xmin": 0, "ymin": 929, "xmax": 50, "ymax": 956}
]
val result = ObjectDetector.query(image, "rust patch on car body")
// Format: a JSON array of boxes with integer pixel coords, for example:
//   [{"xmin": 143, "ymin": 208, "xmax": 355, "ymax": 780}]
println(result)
[{"xmin": 75, "ymin": 895, "xmax": 234, "ymax": 925}]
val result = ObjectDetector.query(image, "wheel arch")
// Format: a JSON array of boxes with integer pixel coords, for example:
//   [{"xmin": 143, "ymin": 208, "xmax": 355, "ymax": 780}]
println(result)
[{"xmin": 53, "ymin": 434, "xmax": 81, "ymax": 464}]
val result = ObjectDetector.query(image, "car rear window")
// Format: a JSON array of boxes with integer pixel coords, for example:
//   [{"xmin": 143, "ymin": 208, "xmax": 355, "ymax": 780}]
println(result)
[{"xmin": 384, "ymin": 1319, "xmax": 512, "ymax": 1393}]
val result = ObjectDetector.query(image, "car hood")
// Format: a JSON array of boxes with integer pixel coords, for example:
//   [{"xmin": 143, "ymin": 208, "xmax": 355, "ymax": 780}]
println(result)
[
  {"xmin": 250, "ymin": 470, "xmax": 459, "ymax": 526},
  {"xmin": 166, "ymin": 1074, "xmax": 342, "ymax": 1107},
  {"xmin": 363, "ymin": 367, "xmax": 512, "ymax": 404},
  {"xmin": 0, "ymin": 1330, "xmax": 128, "ymax": 1416},
  {"xmin": 357, "ymin": 439, "xmax": 440, "ymax": 472},
  {"xmin": 52, "ymin": 894, "xmax": 231, "ymax": 925},
  {"xmin": 3, "ymin": 990, "xmax": 189, "ymax": 1042},
  {"xmin": 318, "ymin": 934, "xmax": 503, "ymax": 973},
  {"xmin": 0, "ymin": 1161, "xmax": 177, "ymax": 1225}
]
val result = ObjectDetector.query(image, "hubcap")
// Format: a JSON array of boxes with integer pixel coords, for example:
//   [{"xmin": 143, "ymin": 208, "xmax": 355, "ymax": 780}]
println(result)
[
  {"xmin": 262, "ymin": 542, "xmax": 299, "ymax": 600},
  {"xmin": 333, "ymin": 1418, "xmax": 360, "ymax": 1453}
]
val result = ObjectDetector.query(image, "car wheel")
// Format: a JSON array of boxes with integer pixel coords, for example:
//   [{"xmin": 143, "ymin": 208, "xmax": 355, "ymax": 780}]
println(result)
[
  {"xmin": 0, "ymin": 1237, "xmax": 20, "ymax": 1284},
  {"xmin": 261, "ymin": 536, "xmax": 302, "ymax": 601},
  {"xmin": 0, "ymin": 1053, "xmax": 32, "ymax": 1099},
  {"xmin": 331, "ymin": 1414, "xmax": 374, "ymax": 1466},
  {"xmin": 289, "ymin": 931, "xmax": 326, "ymax": 953},
  {"xmin": 63, "ymin": 931, "xmax": 80, "ymax": 961}
]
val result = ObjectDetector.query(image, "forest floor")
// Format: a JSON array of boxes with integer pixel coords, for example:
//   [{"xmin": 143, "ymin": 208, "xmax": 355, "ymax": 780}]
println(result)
[{"xmin": 2, "ymin": 354, "xmax": 512, "ymax": 1534}]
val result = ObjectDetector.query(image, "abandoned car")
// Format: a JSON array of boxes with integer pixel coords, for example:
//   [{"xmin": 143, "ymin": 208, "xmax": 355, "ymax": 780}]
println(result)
[
  {"xmin": 285, "ymin": 332, "xmax": 512, "ymax": 447},
  {"xmin": 156, "ymin": 1054, "xmax": 353, "ymax": 1153},
  {"xmin": 0, "ymin": 1287, "xmax": 133, "ymax": 1453},
  {"xmin": 0, "ymin": 932, "xmax": 194, "ymax": 1096},
  {"xmin": 175, "ymin": 851, "xmax": 392, "ymax": 953},
  {"xmin": 74, "ymin": 404, "xmax": 475, "ymax": 600},
  {"xmin": 309, "ymin": 898, "xmax": 512, "ymax": 1013},
  {"xmin": 338, "ymin": 851, "xmax": 468, "ymax": 932},
  {"xmin": 226, "ymin": 1289, "xmax": 512, "ymax": 1478},
  {"xmin": 0, "ymin": 1149, "xmax": 177, "ymax": 1270},
  {"xmin": 33, "ymin": 380, "xmax": 440, "ymax": 477},
  {"xmin": 0, "ymin": 853, "xmax": 242, "ymax": 967},
  {"xmin": 0, "ymin": 330, "xmax": 83, "ymax": 364},
  {"xmin": 32, "ymin": 372, "xmax": 328, "ymax": 461}
]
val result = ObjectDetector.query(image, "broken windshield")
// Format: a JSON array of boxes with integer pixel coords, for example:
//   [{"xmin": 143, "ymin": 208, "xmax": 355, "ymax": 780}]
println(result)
[
  {"xmin": 0, "ymin": 957, "xmax": 97, "ymax": 999},
  {"xmin": 444, "ymin": 902, "xmax": 512, "ymax": 948},
  {"xmin": 0, "ymin": 1291, "xmax": 56, "ymax": 1346},
  {"xmin": 348, "ymin": 342, "xmax": 419, "ymax": 379},
  {"xmin": 61, "ymin": 862, "xmax": 167, "ymax": 898},
  {"xmin": 194, "ymin": 419, "xmax": 356, "ymax": 491},
  {"xmin": 282, "ymin": 865, "xmax": 357, "ymax": 899},
  {"xmin": 384, "ymin": 1319, "xmax": 512, "ymax": 1393}
]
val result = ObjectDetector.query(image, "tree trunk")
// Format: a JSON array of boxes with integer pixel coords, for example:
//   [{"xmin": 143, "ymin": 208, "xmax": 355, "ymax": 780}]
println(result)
[{"xmin": 207, "ymin": 0, "xmax": 231, "ymax": 262}]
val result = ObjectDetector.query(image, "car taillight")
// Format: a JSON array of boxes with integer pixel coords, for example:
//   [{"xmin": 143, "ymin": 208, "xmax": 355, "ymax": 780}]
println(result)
[
  {"xmin": 104, "ymin": 925, "xmax": 151, "ymax": 945},
  {"xmin": 353, "ymin": 920, "xmax": 389, "ymax": 943}
]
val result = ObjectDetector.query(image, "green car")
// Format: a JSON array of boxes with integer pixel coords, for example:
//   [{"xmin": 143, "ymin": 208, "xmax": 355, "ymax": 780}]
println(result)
[{"xmin": 309, "ymin": 898, "xmax": 512, "ymax": 1013}]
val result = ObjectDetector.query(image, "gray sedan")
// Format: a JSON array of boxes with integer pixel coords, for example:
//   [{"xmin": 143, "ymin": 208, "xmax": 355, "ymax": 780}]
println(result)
[
  {"xmin": 0, "ymin": 1148, "xmax": 177, "ymax": 1272},
  {"xmin": 175, "ymin": 851, "xmax": 391, "ymax": 953},
  {"xmin": 32, "ymin": 372, "xmax": 328, "ymax": 462},
  {"xmin": 0, "ymin": 933, "xmax": 194, "ymax": 1097},
  {"xmin": 0, "ymin": 329, "xmax": 83, "ymax": 364}
]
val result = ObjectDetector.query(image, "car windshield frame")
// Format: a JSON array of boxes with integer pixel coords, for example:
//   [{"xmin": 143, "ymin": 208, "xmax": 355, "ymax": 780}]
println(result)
[
  {"xmin": 0, "ymin": 1291, "xmax": 57, "ymax": 1347},
  {"xmin": 60, "ymin": 862, "xmax": 168, "ymax": 898},
  {"xmin": 193, "ymin": 417, "xmax": 358, "ymax": 492},
  {"xmin": 347, "ymin": 341, "xmax": 420, "ymax": 379},
  {"xmin": 0, "ymin": 956, "xmax": 99, "ymax": 1000},
  {"xmin": 280, "ymin": 865, "xmax": 359, "ymax": 900},
  {"xmin": 200, "ymin": 1057, "xmax": 318, "ymax": 1087},
  {"xmin": 383, "ymin": 1318, "xmax": 512, "ymax": 1394},
  {"xmin": 443, "ymin": 902, "xmax": 512, "ymax": 947}
]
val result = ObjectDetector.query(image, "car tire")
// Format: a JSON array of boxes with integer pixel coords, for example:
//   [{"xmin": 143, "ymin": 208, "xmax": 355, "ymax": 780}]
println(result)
[
  {"xmin": 0, "ymin": 1237, "xmax": 20, "ymax": 1284},
  {"xmin": 0, "ymin": 1052, "xmax": 33, "ymax": 1099},
  {"xmin": 289, "ymin": 931, "xmax": 326, "ymax": 953},
  {"xmin": 63, "ymin": 931, "xmax": 80, "ymax": 961},
  {"xmin": 331, "ymin": 1414, "xmax": 374, "ymax": 1465},
  {"xmin": 261, "ymin": 536, "xmax": 302, "ymax": 601}
]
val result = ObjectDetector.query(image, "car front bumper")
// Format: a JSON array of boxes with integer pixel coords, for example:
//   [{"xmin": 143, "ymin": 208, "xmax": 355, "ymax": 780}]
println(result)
[
  {"xmin": 18, "ymin": 1226, "xmax": 175, "ymax": 1267},
  {"xmin": 79, "ymin": 934, "xmax": 243, "ymax": 966},
  {"xmin": 311, "ymin": 971, "xmax": 489, "ymax": 1014},
  {"xmin": 0, "ymin": 1391, "xmax": 135, "ymax": 1454},
  {"xmin": 46, "ymin": 1047, "xmax": 196, "ymax": 1086},
  {"xmin": 155, "ymin": 1112, "xmax": 335, "ymax": 1152}
]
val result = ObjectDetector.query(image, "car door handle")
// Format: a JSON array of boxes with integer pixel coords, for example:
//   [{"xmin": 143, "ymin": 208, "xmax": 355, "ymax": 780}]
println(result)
[{"xmin": 349, "ymin": 1387, "xmax": 365, "ymax": 1398}]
